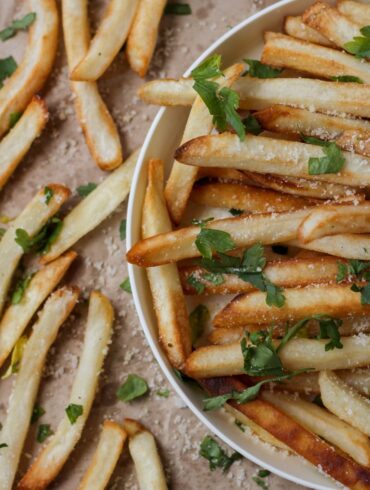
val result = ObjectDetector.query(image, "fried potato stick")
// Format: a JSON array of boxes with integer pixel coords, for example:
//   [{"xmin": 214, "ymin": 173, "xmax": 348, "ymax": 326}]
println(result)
[
  {"xmin": 289, "ymin": 233, "xmax": 370, "ymax": 260},
  {"xmin": 284, "ymin": 15, "xmax": 334, "ymax": 46},
  {"xmin": 338, "ymin": 0, "xmax": 370, "ymax": 25}
]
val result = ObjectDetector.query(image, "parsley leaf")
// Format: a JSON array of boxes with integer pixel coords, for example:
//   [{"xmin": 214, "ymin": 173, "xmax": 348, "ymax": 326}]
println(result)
[
  {"xmin": 9, "ymin": 111, "xmax": 22, "ymax": 128},
  {"xmin": 331, "ymin": 75, "xmax": 363, "ymax": 83},
  {"xmin": 229, "ymin": 208, "xmax": 243, "ymax": 216},
  {"xmin": 301, "ymin": 135, "xmax": 329, "ymax": 146},
  {"xmin": 258, "ymin": 470, "xmax": 271, "ymax": 478},
  {"xmin": 31, "ymin": 405, "xmax": 45, "ymax": 424},
  {"xmin": 243, "ymin": 114, "xmax": 262, "ymax": 135},
  {"xmin": 1, "ymin": 336, "xmax": 27, "ymax": 379},
  {"xmin": 37, "ymin": 424, "xmax": 53, "ymax": 443},
  {"xmin": 218, "ymin": 87, "xmax": 245, "ymax": 140},
  {"xmin": 119, "ymin": 219, "xmax": 126, "ymax": 241},
  {"xmin": 120, "ymin": 277, "xmax": 131, "ymax": 293},
  {"xmin": 44, "ymin": 186, "xmax": 53, "ymax": 205},
  {"xmin": 336, "ymin": 259, "xmax": 370, "ymax": 304},
  {"xmin": 65, "ymin": 404, "xmax": 83, "ymax": 424},
  {"xmin": 156, "ymin": 389, "xmax": 170, "ymax": 398},
  {"xmin": 0, "ymin": 56, "xmax": 17, "ymax": 88},
  {"xmin": 344, "ymin": 26, "xmax": 370, "ymax": 58},
  {"xmin": 11, "ymin": 272, "xmax": 34, "ymax": 304},
  {"xmin": 199, "ymin": 436, "xmax": 242, "ymax": 472},
  {"xmin": 77, "ymin": 182, "xmax": 97, "ymax": 197},
  {"xmin": 202, "ymin": 272, "xmax": 224, "ymax": 285},
  {"xmin": 253, "ymin": 475, "xmax": 269, "ymax": 490},
  {"xmin": 234, "ymin": 419, "xmax": 245, "ymax": 432},
  {"xmin": 189, "ymin": 304, "xmax": 209, "ymax": 344},
  {"xmin": 316, "ymin": 316, "xmax": 343, "ymax": 351},
  {"xmin": 164, "ymin": 3, "xmax": 192, "ymax": 15},
  {"xmin": 244, "ymin": 59, "xmax": 282, "ymax": 79},
  {"xmin": 15, "ymin": 217, "xmax": 63, "ymax": 255},
  {"xmin": 241, "ymin": 330, "xmax": 283, "ymax": 376},
  {"xmin": 308, "ymin": 142, "xmax": 345, "ymax": 175},
  {"xmin": 186, "ymin": 274, "xmax": 205, "ymax": 294},
  {"xmin": 116, "ymin": 374, "xmax": 148, "ymax": 402},
  {"xmin": 191, "ymin": 54, "xmax": 222, "ymax": 80},
  {"xmin": 0, "ymin": 443, "xmax": 7, "ymax": 449},
  {"xmin": 0, "ymin": 12, "xmax": 36, "ymax": 41},
  {"xmin": 195, "ymin": 227, "xmax": 235, "ymax": 260}
]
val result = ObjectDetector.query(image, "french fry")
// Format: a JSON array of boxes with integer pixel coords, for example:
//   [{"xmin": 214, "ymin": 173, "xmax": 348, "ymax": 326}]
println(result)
[
  {"xmin": 208, "ymin": 327, "xmax": 245, "ymax": 345},
  {"xmin": 299, "ymin": 203, "xmax": 370, "ymax": 243},
  {"xmin": 320, "ymin": 370, "xmax": 370, "ymax": 437},
  {"xmin": 0, "ymin": 0, "xmax": 58, "ymax": 138},
  {"xmin": 243, "ymin": 170, "xmax": 364, "ymax": 201},
  {"xmin": 126, "ymin": 0, "xmax": 166, "ymax": 77},
  {"xmin": 138, "ymin": 77, "xmax": 194, "ymax": 106},
  {"xmin": 185, "ymin": 335, "xmax": 370, "ymax": 378},
  {"xmin": 0, "ymin": 251, "xmax": 76, "ymax": 368},
  {"xmin": 18, "ymin": 291, "xmax": 114, "ymax": 490},
  {"xmin": 336, "ymin": 130, "xmax": 370, "ymax": 158},
  {"xmin": 197, "ymin": 167, "xmax": 250, "ymax": 183},
  {"xmin": 189, "ymin": 182, "xmax": 313, "ymax": 214},
  {"xmin": 0, "ymin": 287, "xmax": 79, "ymax": 490},
  {"xmin": 338, "ymin": 0, "xmax": 370, "ymax": 26},
  {"xmin": 78, "ymin": 420, "xmax": 127, "ymax": 490},
  {"xmin": 0, "ymin": 97, "xmax": 48, "ymax": 190},
  {"xmin": 180, "ymin": 256, "xmax": 339, "ymax": 295},
  {"xmin": 71, "ymin": 0, "xmax": 139, "ymax": 81},
  {"xmin": 203, "ymin": 376, "xmax": 370, "ymax": 489},
  {"xmin": 289, "ymin": 234, "xmax": 370, "ymax": 260},
  {"xmin": 262, "ymin": 391, "xmax": 370, "ymax": 467},
  {"xmin": 127, "ymin": 208, "xmax": 313, "ymax": 267},
  {"xmin": 284, "ymin": 15, "xmax": 334, "ymax": 46},
  {"xmin": 41, "ymin": 149, "xmax": 138, "ymax": 263},
  {"xmin": 175, "ymin": 133, "xmax": 370, "ymax": 187},
  {"xmin": 62, "ymin": 0, "xmax": 123, "ymax": 170},
  {"xmin": 302, "ymin": 1, "xmax": 362, "ymax": 50},
  {"xmin": 214, "ymin": 284, "xmax": 370, "ymax": 328},
  {"xmin": 142, "ymin": 159, "xmax": 191, "ymax": 368},
  {"xmin": 0, "ymin": 184, "xmax": 70, "ymax": 317},
  {"xmin": 262, "ymin": 32, "xmax": 370, "ymax": 82},
  {"xmin": 123, "ymin": 419, "xmax": 168, "ymax": 490},
  {"xmin": 165, "ymin": 64, "xmax": 244, "ymax": 224}
]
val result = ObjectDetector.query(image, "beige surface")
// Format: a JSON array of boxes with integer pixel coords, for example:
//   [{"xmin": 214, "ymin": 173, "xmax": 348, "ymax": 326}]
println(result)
[{"xmin": 0, "ymin": 1, "xmax": 304, "ymax": 489}]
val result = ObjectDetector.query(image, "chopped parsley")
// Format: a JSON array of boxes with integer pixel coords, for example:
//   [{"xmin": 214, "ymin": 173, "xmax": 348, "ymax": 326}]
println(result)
[
  {"xmin": 65, "ymin": 404, "xmax": 83, "ymax": 424},
  {"xmin": 330, "ymin": 75, "xmax": 363, "ymax": 83},
  {"xmin": 120, "ymin": 277, "xmax": 132, "ymax": 293},
  {"xmin": 116, "ymin": 374, "xmax": 148, "ymax": 402},
  {"xmin": 244, "ymin": 59, "xmax": 282, "ymax": 79},
  {"xmin": 156, "ymin": 389, "xmax": 170, "ymax": 398},
  {"xmin": 344, "ymin": 26, "xmax": 370, "ymax": 58},
  {"xmin": 189, "ymin": 304, "xmax": 209, "ymax": 344},
  {"xmin": 199, "ymin": 436, "xmax": 242, "ymax": 472},
  {"xmin": 31, "ymin": 405, "xmax": 45, "ymax": 424},
  {"xmin": 194, "ymin": 220, "xmax": 236, "ymax": 260},
  {"xmin": 119, "ymin": 219, "xmax": 126, "ymax": 241},
  {"xmin": 316, "ymin": 316, "xmax": 343, "ymax": 351},
  {"xmin": 229, "ymin": 208, "xmax": 243, "ymax": 216},
  {"xmin": 234, "ymin": 419, "xmax": 245, "ymax": 432},
  {"xmin": 164, "ymin": 2, "xmax": 192, "ymax": 15},
  {"xmin": 242, "ymin": 114, "xmax": 262, "ymax": 135},
  {"xmin": 337, "ymin": 259, "xmax": 370, "ymax": 304},
  {"xmin": 306, "ymin": 140, "xmax": 345, "ymax": 175},
  {"xmin": 0, "ymin": 56, "xmax": 17, "ymax": 88},
  {"xmin": 11, "ymin": 272, "xmax": 34, "ymax": 304},
  {"xmin": 9, "ymin": 111, "xmax": 22, "ymax": 128},
  {"xmin": 15, "ymin": 217, "xmax": 63, "ymax": 254},
  {"xmin": 37, "ymin": 424, "xmax": 53, "ymax": 443},
  {"xmin": 0, "ymin": 12, "xmax": 36, "ymax": 41},
  {"xmin": 186, "ymin": 274, "xmax": 206, "ymax": 294},
  {"xmin": 1, "ymin": 336, "xmax": 27, "ymax": 379},
  {"xmin": 191, "ymin": 55, "xmax": 222, "ymax": 80},
  {"xmin": 44, "ymin": 186, "xmax": 54, "ymax": 204},
  {"xmin": 253, "ymin": 469, "xmax": 270, "ymax": 489},
  {"xmin": 0, "ymin": 443, "xmax": 8, "ymax": 449},
  {"xmin": 77, "ymin": 182, "xmax": 97, "ymax": 197}
]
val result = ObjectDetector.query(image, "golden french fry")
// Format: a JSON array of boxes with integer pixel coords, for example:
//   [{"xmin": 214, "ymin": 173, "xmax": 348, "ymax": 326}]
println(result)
[
  {"xmin": 262, "ymin": 391, "xmax": 370, "ymax": 467},
  {"xmin": 214, "ymin": 284, "xmax": 370, "ymax": 328},
  {"xmin": 302, "ymin": 1, "xmax": 361, "ymax": 50},
  {"xmin": 0, "ymin": 97, "xmax": 48, "ymax": 190},
  {"xmin": 338, "ymin": 0, "xmax": 370, "ymax": 25},
  {"xmin": 142, "ymin": 159, "xmax": 191, "ymax": 368},
  {"xmin": 62, "ymin": 0, "xmax": 123, "ymax": 170},
  {"xmin": 202, "ymin": 376, "xmax": 370, "ymax": 489},
  {"xmin": 186, "ymin": 335, "xmax": 370, "ymax": 378},
  {"xmin": 0, "ymin": 287, "xmax": 79, "ymax": 490},
  {"xmin": 127, "ymin": 208, "xmax": 312, "ymax": 267},
  {"xmin": 336, "ymin": 130, "xmax": 370, "ymax": 158},
  {"xmin": 78, "ymin": 421, "xmax": 127, "ymax": 490},
  {"xmin": 71, "ymin": 0, "xmax": 139, "ymax": 81},
  {"xmin": 181, "ymin": 255, "xmax": 339, "ymax": 295},
  {"xmin": 208, "ymin": 327, "xmax": 245, "ymax": 345},
  {"xmin": 289, "ymin": 233, "xmax": 370, "ymax": 260},
  {"xmin": 0, "ymin": 0, "xmax": 58, "ymax": 138},
  {"xmin": 320, "ymin": 370, "xmax": 370, "ymax": 437},
  {"xmin": 123, "ymin": 419, "xmax": 168, "ymax": 490},
  {"xmin": 189, "ymin": 182, "xmax": 313, "ymax": 214},
  {"xmin": 165, "ymin": 64, "xmax": 244, "ymax": 224},
  {"xmin": 0, "ymin": 251, "xmax": 76, "ymax": 368},
  {"xmin": 175, "ymin": 133, "xmax": 370, "ymax": 187},
  {"xmin": 0, "ymin": 184, "xmax": 70, "ymax": 317},
  {"xmin": 18, "ymin": 291, "xmax": 114, "ymax": 490},
  {"xmin": 284, "ymin": 15, "xmax": 334, "ymax": 46},
  {"xmin": 138, "ymin": 77, "xmax": 194, "ymax": 106},
  {"xmin": 262, "ymin": 32, "xmax": 370, "ymax": 82},
  {"xmin": 41, "ymin": 149, "xmax": 138, "ymax": 263},
  {"xmin": 126, "ymin": 0, "xmax": 166, "ymax": 77},
  {"xmin": 299, "ymin": 203, "xmax": 370, "ymax": 243}
]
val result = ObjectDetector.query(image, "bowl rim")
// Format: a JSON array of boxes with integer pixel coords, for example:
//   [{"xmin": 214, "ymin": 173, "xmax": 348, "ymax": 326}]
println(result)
[{"xmin": 127, "ymin": 2, "xmax": 333, "ymax": 488}]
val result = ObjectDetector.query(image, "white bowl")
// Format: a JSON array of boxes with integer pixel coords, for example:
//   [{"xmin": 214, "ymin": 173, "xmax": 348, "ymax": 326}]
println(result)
[{"xmin": 127, "ymin": 1, "xmax": 337, "ymax": 488}]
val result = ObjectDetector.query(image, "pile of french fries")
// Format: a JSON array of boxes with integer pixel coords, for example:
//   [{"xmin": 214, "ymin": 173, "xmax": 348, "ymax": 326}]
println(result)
[{"xmin": 127, "ymin": 1, "xmax": 370, "ymax": 487}]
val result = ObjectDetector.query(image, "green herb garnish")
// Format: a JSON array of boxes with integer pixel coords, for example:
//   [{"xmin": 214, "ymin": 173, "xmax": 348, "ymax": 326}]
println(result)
[
  {"xmin": 0, "ymin": 12, "xmax": 36, "ymax": 41},
  {"xmin": 116, "ymin": 374, "xmax": 148, "ymax": 402},
  {"xmin": 120, "ymin": 277, "xmax": 132, "ymax": 293},
  {"xmin": 308, "ymin": 142, "xmax": 345, "ymax": 175},
  {"xmin": 65, "ymin": 403, "xmax": 83, "ymax": 424},
  {"xmin": 344, "ymin": 26, "xmax": 370, "ymax": 58},
  {"xmin": 15, "ymin": 217, "xmax": 63, "ymax": 254},
  {"xmin": 199, "ymin": 436, "xmax": 242, "ymax": 471},
  {"xmin": 194, "ymin": 219, "xmax": 236, "ymax": 260},
  {"xmin": 11, "ymin": 272, "xmax": 34, "ymax": 304},
  {"xmin": 164, "ymin": 3, "xmax": 192, "ymax": 15},
  {"xmin": 331, "ymin": 75, "xmax": 363, "ymax": 83},
  {"xmin": 234, "ymin": 419, "xmax": 245, "ymax": 432},
  {"xmin": 77, "ymin": 182, "xmax": 97, "ymax": 197},
  {"xmin": 186, "ymin": 274, "xmax": 205, "ymax": 294},
  {"xmin": 0, "ymin": 443, "xmax": 7, "ymax": 449},
  {"xmin": 244, "ymin": 59, "xmax": 282, "ymax": 79},
  {"xmin": 0, "ymin": 56, "xmax": 17, "ymax": 88},
  {"xmin": 243, "ymin": 114, "xmax": 262, "ymax": 135},
  {"xmin": 31, "ymin": 405, "xmax": 45, "ymax": 424},
  {"xmin": 189, "ymin": 304, "xmax": 209, "ymax": 344},
  {"xmin": 191, "ymin": 54, "xmax": 222, "ymax": 80},
  {"xmin": 44, "ymin": 186, "xmax": 53, "ymax": 205},
  {"xmin": 0, "ymin": 228, "xmax": 5, "ymax": 239},
  {"xmin": 1, "ymin": 336, "xmax": 27, "ymax": 379},
  {"xmin": 37, "ymin": 424, "xmax": 53, "ymax": 443},
  {"xmin": 156, "ymin": 389, "xmax": 170, "ymax": 398},
  {"xmin": 119, "ymin": 219, "xmax": 126, "ymax": 241},
  {"xmin": 9, "ymin": 111, "xmax": 22, "ymax": 128},
  {"xmin": 337, "ymin": 259, "xmax": 370, "ymax": 304}
]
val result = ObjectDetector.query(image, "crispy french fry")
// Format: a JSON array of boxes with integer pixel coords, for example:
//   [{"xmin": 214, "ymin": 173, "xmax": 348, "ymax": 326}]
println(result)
[
  {"xmin": 165, "ymin": 64, "xmax": 244, "ymax": 224},
  {"xmin": 175, "ymin": 133, "xmax": 370, "ymax": 187},
  {"xmin": 336, "ymin": 130, "xmax": 370, "ymax": 158},
  {"xmin": 189, "ymin": 182, "xmax": 313, "ymax": 214},
  {"xmin": 62, "ymin": 0, "xmax": 123, "ymax": 170},
  {"xmin": 320, "ymin": 370, "xmax": 370, "ymax": 437},
  {"xmin": 126, "ymin": 0, "xmax": 166, "ymax": 77},
  {"xmin": 284, "ymin": 15, "xmax": 334, "ymax": 46},
  {"xmin": 0, "ymin": 184, "xmax": 70, "ymax": 317},
  {"xmin": 18, "ymin": 291, "xmax": 114, "ymax": 490},
  {"xmin": 0, "ymin": 97, "xmax": 48, "ymax": 190},
  {"xmin": 127, "ymin": 208, "xmax": 312, "ymax": 266},
  {"xmin": 302, "ymin": 1, "xmax": 361, "ymax": 50},
  {"xmin": 123, "ymin": 419, "xmax": 168, "ymax": 490},
  {"xmin": 78, "ymin": 421, "xmax": 127, "ymax": 490},
  {"xmin": 208, "ymin": 327, "xmax": 245, "ymax": 345},
  {"xmin": 142, "ymin": 159, "xmax": 191, "ymax": 368},
  {"xmin": 71, "ymin": 0, "xmax": 139, "ymax": 81},
  {"xmin": 338, "ymin": 0, "xmax": 370, "ymax": 25},
  {"xmin": 299, "ymin": 203, "xmax": 370, "ymax": 243},
  {"xmin": 197, "ymin": 167, "xmax": 251, "ymax": 183},
  {"xmin": 202, "ymin": 376, "xmax": 370, "ymax": 489},
  {"xmin": 0, "ymin": 287, "xmax": 79, "ymax": 490},
  {"xmin": 41, "ymin": 149, "xmax": 138, "ymax": 263},
  {"xmin": 289, "ymin": 233, "xmax": 370, "ymax": 260},
  {"xmin": 138, "ymin": 77, "xmax": 194, "ymax": 106},
  {"xmin": 180, "ymin": 256, "xmax": 339, "ymax": 295},
  {"xmin": 262, "ymin": 391, "xmax": 370, "ymax": 467},
  {"xmin": 185, "ymin": 335, "xmax": 370, "ymax": 378},
  {"xmin": 243, "ymin": 170, "xmax": 364, "ymax": 201},
  {"xmin": 262, "ymin": 32, "xmax": 370, "ymax": 82},
  {"xmin": 214, "ymin": 284, "xmax": 370, "ymax": 328},
  {"xmin": 0, "ymin": 0, "xmax": 58, "ymax": 138},
  {"xmin": 0, "ymin": 251, "xmax": 76, "ymax": 368}
]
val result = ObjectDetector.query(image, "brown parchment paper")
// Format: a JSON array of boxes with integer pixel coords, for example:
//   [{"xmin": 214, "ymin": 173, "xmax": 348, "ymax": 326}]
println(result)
[{"xmin": 0, "ymin": 1, "xmax": 305, "ymax": 488}]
